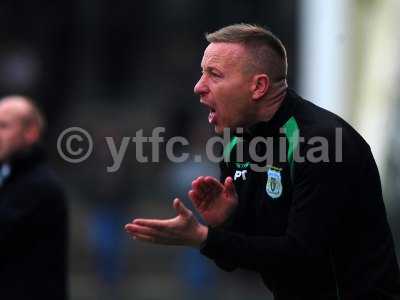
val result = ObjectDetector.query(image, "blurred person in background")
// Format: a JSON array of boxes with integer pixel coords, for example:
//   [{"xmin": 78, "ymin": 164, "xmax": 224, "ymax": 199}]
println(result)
[
  {"xmin": 125, "ymin": 24, "xmax": 400, "ymax": 299},
  {"xmin": 0, "ymin": 95, "xmax": 67, "ymax": 299}
]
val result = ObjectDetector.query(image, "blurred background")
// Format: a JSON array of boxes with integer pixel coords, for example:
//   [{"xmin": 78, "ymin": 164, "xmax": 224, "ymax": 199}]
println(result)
[{"xmin": 1, "ymin": 0, "xmax": 399, "ymax": 299}]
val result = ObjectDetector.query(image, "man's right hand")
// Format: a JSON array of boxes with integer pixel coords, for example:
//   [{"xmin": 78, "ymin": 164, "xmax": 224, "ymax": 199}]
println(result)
[{"xmin": 188, "ymin": 176, "xmax": 238, "ymax": 227}]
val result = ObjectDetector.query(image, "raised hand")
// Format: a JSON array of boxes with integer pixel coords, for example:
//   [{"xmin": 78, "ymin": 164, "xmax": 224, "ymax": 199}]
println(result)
[
  {"xmin": 188, "ymin": 176, "xmax": 238, "ymax": 227},
  {"xmin": 125, "ymin": 198, "xmax": 208, "ymax": 248}
]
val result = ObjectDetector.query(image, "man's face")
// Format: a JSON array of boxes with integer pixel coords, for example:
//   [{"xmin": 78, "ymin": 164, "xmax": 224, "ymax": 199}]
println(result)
[
  {"xmin": 0, "ymin": 105, "xmax": 28, "ymax": 162},
  {"xmin": 194, "ymin": 42, "xmax": 255, "ymax": 134}
]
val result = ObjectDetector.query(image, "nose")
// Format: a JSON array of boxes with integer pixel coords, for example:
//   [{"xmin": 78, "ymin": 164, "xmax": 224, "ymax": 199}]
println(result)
[{"xmin": 194, "ymin": 75, "xmax": 209, "ymax": 96}]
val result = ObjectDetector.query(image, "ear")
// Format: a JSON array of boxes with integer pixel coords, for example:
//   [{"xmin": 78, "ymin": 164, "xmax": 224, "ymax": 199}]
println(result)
[
  {"xmin": 251, "ymin": 74, "xmax": 270, "ymax": 100},
  {"xmin": 24, "ymin": 126, "xmax": 40, "ymax": 145}
]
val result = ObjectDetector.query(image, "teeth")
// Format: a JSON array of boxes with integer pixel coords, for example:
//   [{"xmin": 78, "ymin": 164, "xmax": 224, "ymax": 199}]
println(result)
[{"xmin": 208, "ymin": 111, "xmax": 215, "ymax": 124}]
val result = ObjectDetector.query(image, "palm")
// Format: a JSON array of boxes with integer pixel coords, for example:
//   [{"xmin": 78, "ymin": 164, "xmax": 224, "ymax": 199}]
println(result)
[
  {"xmin": 125, "ymin": 198, "xmax": 208, "ymax": 248},
  {"xmin": 189, "ymin": 176, "xmax": 238, "ymax": 227}
]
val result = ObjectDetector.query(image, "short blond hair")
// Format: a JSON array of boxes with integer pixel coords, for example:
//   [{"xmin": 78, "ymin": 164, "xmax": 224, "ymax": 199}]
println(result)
[{"xmin": 206, "ymin": 23, "xmax": 287, "ymax": 81}]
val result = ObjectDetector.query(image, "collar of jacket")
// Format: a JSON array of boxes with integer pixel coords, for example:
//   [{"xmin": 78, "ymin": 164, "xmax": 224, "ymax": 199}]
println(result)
[
  {"xmin": 5, "ymin": 144, "xmax": 47, "ymax": 176},
  {"xmin": 243, "ymin": 88, "xmax": 299, "ymax": 139}
]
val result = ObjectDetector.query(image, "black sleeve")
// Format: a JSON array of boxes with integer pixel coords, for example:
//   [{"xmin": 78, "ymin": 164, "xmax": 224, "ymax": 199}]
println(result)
[
  {"xmin": 201, "ymin": 143, "xmax": 350, "ymax": 273},
  {"xmin": 0, "ymin": 177, "xmax": 66, "ymax": 247},
  {"xmin": 206, "ymin": 161, "xmax": 247, "ymax": 272}
]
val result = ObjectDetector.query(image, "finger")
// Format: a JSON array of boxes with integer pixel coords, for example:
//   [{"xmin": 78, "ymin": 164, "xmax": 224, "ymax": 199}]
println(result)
[
  {"xmin": 189, "ymin": 190, "xmax": 210, "ymax": 212},
  {"xmin": 126, "ymin": 224, "xmax": 175, "ymax": 244},
  {"xmin": 173, "ymin": 198, "xmax": 192, "ymax": 217},
  {"xmin": 204, "ymin": 176, "xmax": 223, "ymax": 191},
  {"xmin": 192, "ymin": 176, "xmax": 203, "ymax": 185},
  {"xmin": 196, "ymin": 176, "xmax": 222, "ymax": 209},
  {"xmin": 188, "ymin": 190, "xmax": 202, "ymax": 206},
  {"xmin": 133, "ymin": 233, "xmax": 155, "ymax": 243},
  {"xmin": 188, "ymin": 190, "xmax": 200, "ymax": 206},
  {"xmin": 192, "ymin": 177, "xmax": 207, "ymax": 198},
  {"xmin": 197, "ymin": 177, "xmax": 211, "ymax": 195},
  {"xmin": 194, "ymin": 176, "xmax": 220, "ymax": 198},
  {"xmin": 132, "ymin": 218, "xmax": 171, "ymax": 229},
  {"xmin": 224, "ymin": 176, "xmax": 236, "ymax": 196},
  {"xmin": 125, "ymin": 224, "xmax": 159, "ymax": 236},
  {"xmin": 125, "ymin": 225, "xmax": 155, "ymax": 242},
  {"xmin": 189, "ymin": 188, "xmax": 209, "ymax": 211},
  {"xmin": 204, "ymin": 176, "xmax": 224, "ymax": 198},
  {"xmin": 191, "ymin": 176, "xmax": 204, "ymax": 189}
]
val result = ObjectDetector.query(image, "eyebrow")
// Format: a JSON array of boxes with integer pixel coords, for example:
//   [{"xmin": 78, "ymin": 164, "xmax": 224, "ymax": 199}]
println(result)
[{"xmin": 202, "ymin": 66, "xmax": 222, "ymax": 74}]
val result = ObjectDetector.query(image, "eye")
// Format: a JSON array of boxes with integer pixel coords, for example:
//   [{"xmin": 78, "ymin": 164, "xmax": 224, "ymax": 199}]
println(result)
[
  {"xmin": 201, "ymin": 67, "xmax": 223, "ymax": 79},
  {"xmin": 208, "ymin": 68, "xmax": 223, "ymax": 78}
]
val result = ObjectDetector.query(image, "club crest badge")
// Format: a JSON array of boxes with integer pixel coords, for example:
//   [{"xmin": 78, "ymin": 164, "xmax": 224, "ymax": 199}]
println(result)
[{"xmin": 266, "ymin": 168, "xmax": 283, "ymax": 199}]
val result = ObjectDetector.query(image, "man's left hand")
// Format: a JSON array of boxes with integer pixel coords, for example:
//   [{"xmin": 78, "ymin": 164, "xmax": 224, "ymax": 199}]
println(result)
[{"xmin": 125, "ymin": 198, "xmax": 208, "ymax": 248}]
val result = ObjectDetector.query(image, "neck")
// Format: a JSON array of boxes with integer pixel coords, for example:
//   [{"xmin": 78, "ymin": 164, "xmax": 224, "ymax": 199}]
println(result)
[{"xmin": 256, "ymin": 79, "xmax": 288, "ymax": 123}]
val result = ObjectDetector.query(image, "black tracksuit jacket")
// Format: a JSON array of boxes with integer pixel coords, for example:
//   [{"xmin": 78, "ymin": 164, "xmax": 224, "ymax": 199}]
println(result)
[
  {"xmin": 200, "ymin": 89, "xmax": 400, "ymax": 300},
  {"xmin": 0, "ymin": 146, "xmax": 68, "ymax": 300}
]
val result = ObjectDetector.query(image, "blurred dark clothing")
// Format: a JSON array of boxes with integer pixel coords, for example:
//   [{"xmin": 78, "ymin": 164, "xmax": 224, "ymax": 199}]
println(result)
[{"xmin": 0, "ymin": 146, "xmax": 68, "ymax": 300}]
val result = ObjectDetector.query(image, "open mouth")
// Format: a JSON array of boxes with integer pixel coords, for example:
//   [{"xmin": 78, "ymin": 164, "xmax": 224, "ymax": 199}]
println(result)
[
  {"xmin": 200, "ymin": 100, "xmax": 217, "ymax": 124},
  {"xmin": 208, "ymin": 108, "xmax": 216, "ymax": 124}
]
